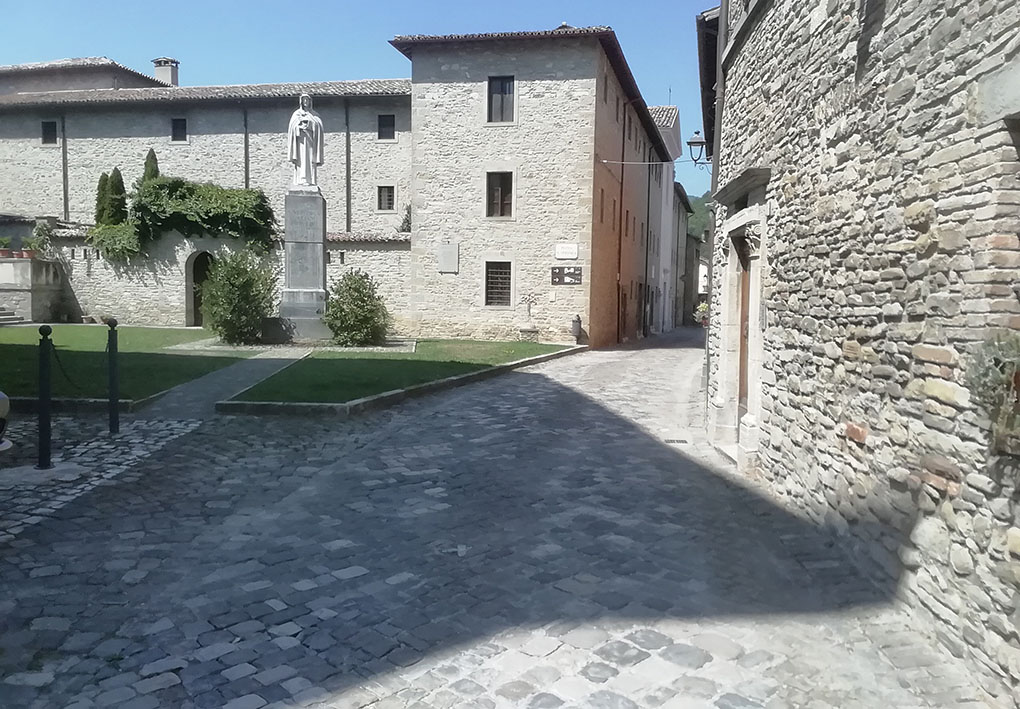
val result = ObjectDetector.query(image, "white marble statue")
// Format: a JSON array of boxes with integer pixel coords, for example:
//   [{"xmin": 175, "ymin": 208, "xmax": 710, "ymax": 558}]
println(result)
[{"xmin": 288, "ymin": 93, "xmax": 324, "ymax": 187}]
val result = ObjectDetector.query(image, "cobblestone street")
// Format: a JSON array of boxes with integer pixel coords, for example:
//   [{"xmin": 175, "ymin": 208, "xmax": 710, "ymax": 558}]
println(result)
[{"xmin": 0, "ymin": 330, "xmax": 987, "ymax": 708}]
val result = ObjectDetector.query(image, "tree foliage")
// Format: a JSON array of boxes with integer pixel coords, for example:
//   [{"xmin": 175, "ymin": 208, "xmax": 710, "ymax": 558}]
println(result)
[
  {"xmin": 107, "ymin": 167, "xmax": 128, "ymax": 225},
  {"xmin": 398, "ymin": 204, "xmax": 411, "ymax": 233},
  {"xmin": 687, "ymin": 190, "xmax": 711, "ymax": 238},
  {"xmin": 142, "ymin": 149, "xmax": 160, "ymax": 183},
  {"xmin": 966, "ymin": 332, "xmax": 1020, "ymax": 447},
  {"xmin": 133, "ymin": 177, "xmax": 275, "ymax": 249},
  {"xmin": 324, "ymin": 270, "xmax": 391, "ymax": 346},
  {"xmin": 95, "ymin": 172, "xmax": 110, "ymax": 225},
  {"xmin": 87, "ymin": 223, "xmax": 140, "ymax": 262},
  {"xmin": 200, "ymin": 248, "xmax": 276, "ymax": 345}
]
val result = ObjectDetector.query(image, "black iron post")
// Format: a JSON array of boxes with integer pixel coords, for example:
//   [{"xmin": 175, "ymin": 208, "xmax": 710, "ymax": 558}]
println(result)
[
  {"xmin": 107, "ymin": 318, "xmax": 119, "ymax": 434},
  {"xmin": 37, "ymin": 325, "xmax": 52, "ymax": 470}
]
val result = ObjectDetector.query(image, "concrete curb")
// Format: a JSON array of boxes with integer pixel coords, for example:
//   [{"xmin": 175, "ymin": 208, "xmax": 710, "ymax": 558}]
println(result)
[
  {"xmin": 214, "ymin": 344, "xmax": 588, "ymax": 417},
  {"xmin": 10, "ymin": 389, "xmax": 170, "ymax": 414}
]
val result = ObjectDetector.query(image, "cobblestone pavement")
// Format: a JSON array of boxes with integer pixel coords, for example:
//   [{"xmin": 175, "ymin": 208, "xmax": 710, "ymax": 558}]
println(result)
[{"xmin": 0, "ymin": 329, "xmax": 988, "ymax": 708}]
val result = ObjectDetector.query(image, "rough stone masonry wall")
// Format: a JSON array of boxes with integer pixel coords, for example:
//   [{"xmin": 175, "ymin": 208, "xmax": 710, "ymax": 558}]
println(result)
[
  {"xmin": 710, "ymin": 0, "xmax": 1020, "ymax": 703},
  {"xmin": 409, "ymin": 39, "xmax": 597, "ymax": 344},
  {"xmin": 50, "ymin": 234, "xmax": 411, "ymax": 330}
]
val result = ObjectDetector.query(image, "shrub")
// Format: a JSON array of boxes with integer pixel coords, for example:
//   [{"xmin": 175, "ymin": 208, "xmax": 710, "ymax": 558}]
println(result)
[
  {"xmin": 324, "ymin": 270, "xmax": 390, "ymax": 346},
  {"xmin": 0, "ymin": 237, "xmax": 10, "ymax": 249},
  {"xmin": 95, "ymin": 172, "xmax": 110, "ymax": 225},
  {"xmin": 966, "ymin": 332, "xmax": 1020, "ymax": 449},
  {"xmin": 107, "ymin": 168, "xmax": 128, "ymax": 225},
  {"xmin": 87, "ymin": 223, "xmax": 141, "ymax": 262},
  {"xmin": 398, "ymin": 204, "xmax": 411, "ymax": 233},
  {"xmin": 142, "ymin": 149, "xmax": 160, "ymax": 183},
  {"xmin": 200, "ymin": 248, "xmax": 276, "ymax": 344},
  {"xmin": 133, "ymin": 177, "xmax": 275, "ymax": 249}
]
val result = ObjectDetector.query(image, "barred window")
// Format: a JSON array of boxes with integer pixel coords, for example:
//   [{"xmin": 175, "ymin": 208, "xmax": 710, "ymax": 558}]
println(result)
[
  {"xmin": 485, "ymin": 261, "xmax": 512, "ymax": 306},
  {"xmin": 377, "ymin": 186, "xmax": 395, "ymax": 211}
]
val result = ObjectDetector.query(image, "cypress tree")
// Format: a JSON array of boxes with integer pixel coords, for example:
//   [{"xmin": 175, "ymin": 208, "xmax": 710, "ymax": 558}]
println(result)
[
  {"xmin": 95, "ymin": 172, "xmax": 110, "ymax": 225},
  {"xmin": 107, "ymin": 167, "xmax": 127, "ymax": 225},
  {"xmin": 142, "ymin": 149, "xmax": 160, "ymax": 183}
]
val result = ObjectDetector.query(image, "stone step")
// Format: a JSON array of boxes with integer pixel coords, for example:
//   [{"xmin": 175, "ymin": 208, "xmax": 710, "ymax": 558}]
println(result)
[{"xmin": 0, "ymin": 314, "xmax": 25, "ymax": 325}]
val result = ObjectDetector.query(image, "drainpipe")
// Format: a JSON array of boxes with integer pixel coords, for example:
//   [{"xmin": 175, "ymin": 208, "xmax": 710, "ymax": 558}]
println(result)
[
  {"xmin": 616, "ymin": 107, "xmax": 626, "ymax": 344},
  {"xmin": 242, "ymin": 106, "xmax": 250, "ymax": 189},
  {"xmin": 705, "ymin": 0, "xmax": 729, "ymax": 409},
  {"xmin": 642, "ymin": 147, "xmax": 652, "ymax": 338},
  {"xmin": 344, "ymin": 98, "xmax": 352, "ymax": 233},
  {"xmin": 60, "ymin": 115, "xmax": 69, "ymax": 221}
]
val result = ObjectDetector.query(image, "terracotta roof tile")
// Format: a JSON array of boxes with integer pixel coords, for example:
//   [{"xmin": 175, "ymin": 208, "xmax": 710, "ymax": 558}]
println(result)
[{"xmin": 0, "ymin": 78, "xmax": 410, "ymax": 109}]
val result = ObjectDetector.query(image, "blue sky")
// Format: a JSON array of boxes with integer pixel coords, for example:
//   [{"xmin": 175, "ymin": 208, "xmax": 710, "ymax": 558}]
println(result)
[{"xmin": 4, "ymin": 0, "xmax": 714, "ymax": 195}]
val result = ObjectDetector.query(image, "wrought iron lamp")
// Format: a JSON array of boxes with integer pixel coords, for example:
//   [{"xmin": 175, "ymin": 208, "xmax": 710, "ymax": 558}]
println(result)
[{"xmin": 686, "ymin": 130, "xmax": 710, "ymax": 169}]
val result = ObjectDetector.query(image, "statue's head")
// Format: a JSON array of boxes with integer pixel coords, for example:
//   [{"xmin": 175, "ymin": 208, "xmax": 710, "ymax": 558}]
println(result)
[{"xmin": 299, "ymin": 93, "xmax": 312, "ymax": 111}]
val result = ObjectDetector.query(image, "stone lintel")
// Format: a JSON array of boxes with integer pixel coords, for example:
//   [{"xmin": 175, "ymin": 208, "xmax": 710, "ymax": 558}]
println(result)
[{"xmin": 713, "ymin": 167, "xmax": 772, "ymax": 206}]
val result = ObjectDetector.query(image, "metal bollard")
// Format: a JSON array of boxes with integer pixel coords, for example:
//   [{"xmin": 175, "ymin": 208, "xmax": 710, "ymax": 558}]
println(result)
[
  {"xmin": 107, "ymin": 318, "xmax": 119, "ymax": 434},
  {"xmin": 37, "ymin": 325, "xmax": 52, "ymax": 470}
]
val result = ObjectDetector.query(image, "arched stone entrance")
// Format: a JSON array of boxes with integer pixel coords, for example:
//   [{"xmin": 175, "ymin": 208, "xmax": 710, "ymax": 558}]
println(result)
[{"xmin": 186, "ymin": 251, "xmax": 214, "ymax": 326}]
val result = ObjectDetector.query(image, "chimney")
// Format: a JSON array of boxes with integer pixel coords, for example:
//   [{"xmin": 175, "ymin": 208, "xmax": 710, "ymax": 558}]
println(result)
[{"xmin": 152, "ymin": 57, "xmax": 179, "ymax": 86}]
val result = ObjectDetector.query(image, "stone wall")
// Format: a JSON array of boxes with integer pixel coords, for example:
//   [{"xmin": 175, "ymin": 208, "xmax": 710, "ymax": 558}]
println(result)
[
  {"xmin": 49, "ymin": 233, "xmax": 411, "ymax": 330},
  {"xmin": 708, "ymin": 0, "xmax": 1020, "ymax": 703},
  {"xmin": 408, "ymin": 38, "xmax": 598, "ymax": 344},
  {"xmin": 0, "ymin": 258, "xmax": 62, "ymax": 321},
  {"xmin": 0, "ymin": 97, "xmax": 411, "ymax": 235}
]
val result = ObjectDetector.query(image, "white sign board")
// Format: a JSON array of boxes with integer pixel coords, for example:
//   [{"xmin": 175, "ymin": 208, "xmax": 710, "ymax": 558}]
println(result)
[
  {"xmin": 554, "ymin": 243, "xmax": 579, "ymax": 260},
  {"xmin": 437, "ymin": 243, "xmax": 459, "ymax": 273}
]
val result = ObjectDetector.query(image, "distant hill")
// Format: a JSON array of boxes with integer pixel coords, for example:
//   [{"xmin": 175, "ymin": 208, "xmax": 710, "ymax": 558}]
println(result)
[{"xmin": 688, "ymin": 190, "xmax": 711, "ymax": 238}]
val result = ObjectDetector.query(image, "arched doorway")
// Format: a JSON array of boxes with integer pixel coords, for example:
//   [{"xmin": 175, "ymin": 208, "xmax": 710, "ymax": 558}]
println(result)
[{"xmin": 187, "ymin": 251, "xmax": 214, "ymax": 326}]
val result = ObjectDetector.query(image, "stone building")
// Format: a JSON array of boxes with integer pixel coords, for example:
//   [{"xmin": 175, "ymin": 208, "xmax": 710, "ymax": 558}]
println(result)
[
  {"xmin": 0, "ymin": 26, "xmax": 690, "ymax": 346},
  {"xmin": 699, "ymin": 0, "xmax": 1020, "ymax": 703}
]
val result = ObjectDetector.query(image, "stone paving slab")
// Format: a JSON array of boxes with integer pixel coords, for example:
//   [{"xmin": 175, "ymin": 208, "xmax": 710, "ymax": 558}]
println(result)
[{"xmin": 0, "ymin": 329, "xmax": 990, "ymax": 709}]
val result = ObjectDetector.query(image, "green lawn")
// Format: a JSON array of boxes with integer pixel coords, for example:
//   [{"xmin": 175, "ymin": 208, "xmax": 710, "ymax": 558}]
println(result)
[
  {"xmin": 237, "ymin": 339, "xmax": 566, "ymax": 403},
  {"xmin": 0, "ymin": 325, "xmax": 247, "ymax": 399}
]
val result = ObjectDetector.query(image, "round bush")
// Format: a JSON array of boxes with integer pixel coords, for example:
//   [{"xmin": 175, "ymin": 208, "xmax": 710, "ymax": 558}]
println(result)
[
  {"xmin": 200, "ymin": 248, "xmax": 276, "ymax": 344},
  {"xmin": 325, "ymin": 270, "xmax": 391, "ymax": 346}
]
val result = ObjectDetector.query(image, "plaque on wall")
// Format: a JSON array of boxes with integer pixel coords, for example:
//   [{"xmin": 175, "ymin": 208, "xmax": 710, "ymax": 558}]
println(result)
[
  {"xmin": 551, "ymin": 267, "xmax": 582, "ymax": 285},
  {"xmin": 437, "ymin": 243, "xmax": 459, "ymax": 273},
  {"xmin": 554, "ymin": 243, "xmax": 579, "ymax": 260}
]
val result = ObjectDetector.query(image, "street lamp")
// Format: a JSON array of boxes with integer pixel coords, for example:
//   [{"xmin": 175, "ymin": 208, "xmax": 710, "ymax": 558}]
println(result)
[{"xmin": 686, "ymin": 130, "xmax": 709, "ymax": 167}]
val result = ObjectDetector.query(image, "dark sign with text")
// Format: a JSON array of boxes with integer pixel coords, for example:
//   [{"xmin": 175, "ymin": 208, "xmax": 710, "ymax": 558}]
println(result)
[{"xmin": 551, "ymin": 267, "xmax": 582, "ymax": 285}]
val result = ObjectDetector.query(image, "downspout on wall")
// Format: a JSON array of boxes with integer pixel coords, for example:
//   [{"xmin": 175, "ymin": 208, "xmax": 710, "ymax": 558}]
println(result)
[
  {"xmin": 344, "ymin": 98, "xmax": 352, "ymax": 233},
  {"xmin": 642, "ymin": 148, "xmax": 652, "ymax": 337}
]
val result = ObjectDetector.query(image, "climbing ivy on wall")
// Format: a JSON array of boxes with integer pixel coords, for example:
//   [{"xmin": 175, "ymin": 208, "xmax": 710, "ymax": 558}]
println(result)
[{"xmin": 87, "ymin": 172, "xmax": 276, "ymax": 263}]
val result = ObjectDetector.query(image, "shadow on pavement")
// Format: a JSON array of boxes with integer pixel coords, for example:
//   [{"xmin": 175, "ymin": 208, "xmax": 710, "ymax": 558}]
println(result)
[{"xmin": 0, "ymin": 334, "xmax": 912, "ymax": 706}]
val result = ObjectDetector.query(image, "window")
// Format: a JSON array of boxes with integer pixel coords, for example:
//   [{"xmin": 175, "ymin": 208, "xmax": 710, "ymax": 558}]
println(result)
[
  {"xmin": 40, "ymin": 121, "xmax": 58, "ymax": 145},
  {"xmin": 487, "ymin": 76, "xmax": 514, "ymax": 122},
  {"xmin": 600, "ymin": 189, "xmax": 605, "ymax": 223},
  {"xmin": 485, "ymin": 261, "xmax": 512, "ymax": 306},
  {"xmin": 377, "ymin": 114, "xmax": 395, "ymax": 140},
  {"xmin": 486, "ymin": 172, "xmax": 513, "ymax": 217},
  {"xmin": 625, "ymin": 210, "xmax": 630, "ymax": 238},
  {"xmin": 627, "ymin": 113, "xmax": 632, "ymax": 141},
  {"xmin": 602, "ymin": 73, "xmax": 608, "ymax": 103},
  {"xmin": 612, "ymin": 199, "xmax": 617, "ymax": 228},
  {"xmin": 616, "ymin": 96, "xmax": 620, "ymax": 123},
  {"xmin": 377, "ymin": 186, "xmax": 395, "ymax": 211},
  {"xmin": 171, "ymin": 118, "xmax": 187, "ymax": 142}
]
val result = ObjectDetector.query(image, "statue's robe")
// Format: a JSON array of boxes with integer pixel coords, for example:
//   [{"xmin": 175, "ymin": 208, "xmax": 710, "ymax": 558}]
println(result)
[{"xmin": 287, "ymin": 107, "xmax": 325, "ymax": 186}]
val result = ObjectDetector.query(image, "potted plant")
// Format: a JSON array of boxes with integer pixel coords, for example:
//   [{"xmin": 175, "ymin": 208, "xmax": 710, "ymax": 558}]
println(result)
[
  {"xmin": 695, "ymin": 302, "xmax": 710, "ymax": 327},
  {"xmin": 0, "ymin": 237, "xmax": 11, "ymax": 258},
  {"xmin": 966, "ymin": 333, "xmax": 1020, "ymax": 455}
]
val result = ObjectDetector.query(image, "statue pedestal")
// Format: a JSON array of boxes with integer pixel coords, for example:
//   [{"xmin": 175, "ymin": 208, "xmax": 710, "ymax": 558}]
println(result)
[{"xmin": 280, "ymin": 186, "xmax": 331, "ymax": 340}]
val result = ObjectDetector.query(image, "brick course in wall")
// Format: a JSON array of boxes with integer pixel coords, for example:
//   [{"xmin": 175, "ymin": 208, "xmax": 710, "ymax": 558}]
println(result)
[{"xmin": 707, "ymin": 0, "xmax": 1020, "ymax": 702}]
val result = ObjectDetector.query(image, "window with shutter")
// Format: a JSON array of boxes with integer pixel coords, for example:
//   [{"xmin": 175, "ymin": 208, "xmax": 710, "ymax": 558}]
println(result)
[
  {"xmin": 377, "ymin": 114, "xmax": 395, "ymax": 140},
  {"xmin": 485, "ymin": 261, "xmax": 512, "ymax": 306},
  {"xmin": 486, "ymin": 172, "xmax": 513, "ymax": 217},
  {"xmin": 40, "ymin": 121, "xmax": 58, "ymax": 145},
  {"xmin": 487, "ymin": 76, "xmax": 514, "ymax": 122}
]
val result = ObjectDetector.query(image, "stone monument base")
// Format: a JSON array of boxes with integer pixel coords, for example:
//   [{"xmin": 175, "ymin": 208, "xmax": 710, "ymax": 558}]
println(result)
[{"xmin": 280, "ymin": 186, "xmax": 331, "ymax": 341}]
